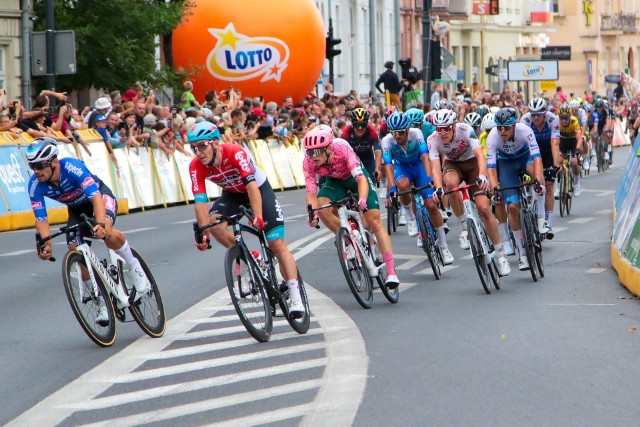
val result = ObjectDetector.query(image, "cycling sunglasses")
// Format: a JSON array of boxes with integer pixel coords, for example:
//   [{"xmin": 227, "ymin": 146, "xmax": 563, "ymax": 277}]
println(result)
[
  {"xmin": 191, "ymin": 140, "xmax": 213, "ymax": 153},
  {"xmin": 497, "ymin": 125, "xmax": 513, "ymax": 132},
  {"xmin": 436, "ymin": 125, "xmax": 454, "ymax": 133},
  {"xmin": 29, "ymin": 161, "xmax": 52, "ymax": 171},
  {"xmin": 306, "ymin": 148, "xmax": 327, "ymax": 157},
  {"xmin": 390, "ymin": 129, "xmax": 407, "ymax": 137},
  {"xmin": 559, "ymin": 116, "xmax": 571, "ymax": 120},
  {"xmin": 531, "ymin": 112, "xmax": 545, "ymax": 117},
  {"xmin": 353, "ymin": 123, "xmax": 368, "ymax": 129}
]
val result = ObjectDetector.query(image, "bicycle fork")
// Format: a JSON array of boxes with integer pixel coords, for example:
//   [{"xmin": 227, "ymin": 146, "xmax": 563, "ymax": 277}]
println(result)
[
  {"xmin": 338, "ymin": 208, "xmax": 379, "ymax": 278},
  {"xmin": 79, "ymin": 245, "xmax": 130, "ymax": 309}
]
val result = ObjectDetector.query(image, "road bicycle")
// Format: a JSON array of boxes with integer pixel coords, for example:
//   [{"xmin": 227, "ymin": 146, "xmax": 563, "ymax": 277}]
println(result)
[
  {"xmin": 194, "ymin": 206, "xmax": 310, "ymax": 343},
  {"xmin": 386, "ymin": 194, "xmax": 400, "ymax": 234},
  {"xmin": 496, "ymin": 178, "xmax": 544, "ymax": 282},
  {"xmin": 595, "ymin": 134, "xmax": 608, "ymax": 173},
  {"xmin": 397, "ymin": 185, "xmax": 443, "ymax": 280},
  {"xmin": 308, "ymin": 194, "xmax": 399, "ymax": 308},
  {"xmin": 443, "ymin": 184, "xmax": 500, "ymax": 294},
  {"xmin": 36, "ymin": 214, "xmax": 165, "ymax": 347},
  {"xmin": 557, "ymin": 153, "xmax": 575, "ymax": 217}
]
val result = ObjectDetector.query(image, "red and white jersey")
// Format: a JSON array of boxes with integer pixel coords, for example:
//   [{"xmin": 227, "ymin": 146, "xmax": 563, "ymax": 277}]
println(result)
[{"xmin": 189, "ymin": 143, "xmax": 267, "ymax": 194}]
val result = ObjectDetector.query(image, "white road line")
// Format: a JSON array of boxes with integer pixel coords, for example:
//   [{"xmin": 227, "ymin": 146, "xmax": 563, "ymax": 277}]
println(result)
[
  {"xmin": 171, "ymin": 219, "xmax": 195, "ymax": 224},
  {"xmin": 211, "ymin": 403, "xmax": 316, "ymax": 427},
  {"xmin": 414, "ymin": 264, "xmax": 459, "ymax": 275},
  {"xmin": 121, "ymin": 227, "xmax": 157, "ymax": 233},
  {"xmin": 586, "ymin": 268, "xmax": 608, "ymax": 273},
  {"xmin": 396, "ymin": 258, "xmax": 424, "ymax": 270},
  {"xmin": 567, "ymin": 217, "xmax": 595, "ymax": 224},
  {"xmin": 545, "ymin": 303, "xmax": 615, "ymax": 306},
  {"xmin": 595, "ymin": 209, "xmax": 612, "ymax": 215},
  {"xmin": 0, "ymin": 249, "xmax": 33, "ymax": 256},
  {"xmin": 460, "ymin": 254, "xmax": 473, "ymax": 260},
  {"xmin": 552, "ymin": 226, "xmax": 567, "ymax": 233},
  {"xmin": 595, "ymin": 190, "xmax": 615, "ymax": 197},
  {"xmin": 81, "ymin": 379, "xmax": 324, "ymax": 427},
  {"xmin": 294, "ymin": 234, "xmax": 335, "ymax": 259}
]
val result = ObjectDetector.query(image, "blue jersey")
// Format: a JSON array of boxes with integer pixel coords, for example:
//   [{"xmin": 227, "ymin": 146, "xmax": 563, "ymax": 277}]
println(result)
[
  {"xmin": 380, "ymin": 128, "xmax": 429, "ymax": 166},
  {"xmin": 28, "ymin": 157, "xmax": 103, "ymax": 221},
  {"xmin": 421, "ymin": 122, "xmax": 436, "ymax": 141}
]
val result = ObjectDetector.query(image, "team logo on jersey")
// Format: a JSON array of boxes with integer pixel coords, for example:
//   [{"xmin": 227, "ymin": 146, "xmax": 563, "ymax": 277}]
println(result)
[
  {"xmin": 31, "ymin": 201, "xmax": 42, "ymax": 211},
  {"xmin": 81, "ymin": 177, "xmax": 95, "ymax": 189},
  {"xmin": 234, "ymin": 151, "xmax": 251, "ymax": 173},
  {"xmin": 190, "ymin": 170, "xmax": 200, "ymax": 192},
  {"xmin": 207, "ymin": 23, "xmax": 289, "ymax": 83},
  {"xmin": 64, "ymin": 162, "xmax": 83, "ymax": 177},
  {"xmin": 58, "ymin": 189, "xmax": 82, "ymax": 203},
  {"xmin": 103, "ymin": 195, "xmax": 116, "ymax": 212}
]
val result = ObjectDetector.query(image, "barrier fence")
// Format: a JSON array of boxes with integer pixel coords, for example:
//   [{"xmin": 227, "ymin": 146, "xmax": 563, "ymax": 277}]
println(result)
[
  {"xmin": 612, "ymin": 134, "xmax": 640, "ymax": 295},
  {"xmin": 0, "ymin": 131, "xmax": 305, "ymax": 231}
]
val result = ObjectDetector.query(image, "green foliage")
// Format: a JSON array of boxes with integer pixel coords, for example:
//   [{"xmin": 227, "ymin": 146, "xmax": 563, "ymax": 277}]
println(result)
[{"xmin": 32, "ymin": 0, "xmax": 195, "ymax": 92}]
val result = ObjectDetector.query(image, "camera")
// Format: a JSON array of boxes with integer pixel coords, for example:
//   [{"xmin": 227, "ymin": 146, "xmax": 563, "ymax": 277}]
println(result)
[{"xmin": 398, "ymin": 57, "xmax": 421, "ymax": 85}]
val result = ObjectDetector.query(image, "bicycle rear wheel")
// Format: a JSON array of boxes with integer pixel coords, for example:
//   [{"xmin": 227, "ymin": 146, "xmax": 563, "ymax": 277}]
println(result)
[
  {"xmin": 225, "ymin": 245, "xmax": 273, "ymax": 342},
  {"xmin": 520, "ymin": 208, "xmax": 538, "ymax": 282},
  {"xmin": 124, "ymin": 248, "xmax": 166, "ymax": 338},
  {"xmin": 566, "ymin": 171, "xmax": 573, "ymax": 215},
  {"xmin": 531, "ymin": 211, "xmax": 545, "ymax": 278},
  {"xmin": 596, "ymin": 139, "xmax": 605, "ymax": 173},
  {"xmin": 467, "ymin": 220, "xmax": 493, "ymax": 294},
  {"xmin": 62, "ymin": 251, "xmax": 116, "ymax": 347},
  {"xmin": 336, "ymin": 227, "xmax": 373, "ymax": 309},
  {"xmin": 366, "ymin": 230, "xmax": 398, "ymax": 303},
  {"xmin": 417, "ymin": 208, "xmax": 441, "ymax": 280},
  {"xmin": 558, "ymin": 173, "xmax": 566, "ymax": 217},
  {"xmin": 386, "ymin": 204, "xmax": 398, "ymax": 234}
]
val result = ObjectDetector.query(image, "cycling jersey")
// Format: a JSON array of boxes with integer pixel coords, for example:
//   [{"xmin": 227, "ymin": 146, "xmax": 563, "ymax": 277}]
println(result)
[
  {"xmin": 420, "ymin": 121, "xmax": 436, "ymax": 141},
  {"xmin": 29, "ymin": 157, "xmax": 104, "ymax": 222},
  {"xmin": 485, "ymin": 123, "xmax": 541, "ymax": 168},
  {"xmin": 559, "ymin": 116, "xmax": 581, "ymax": 140},
  {"xmin": 427, "ymin": 122, "xmax": 480, "ymax": 162},
  {"xmin": 377, "ymin": 121, "xmax": 389, "ymax": 139},
  {"xmin": 478, "ymin": 131, "xmax": 488, "ymax": 156},
  {"xmin": 380, "ymin": 128, "xmax": 428, "ymax": 166},
  {"xmin": 340, "ymin": 124, "xmax": 380, "ymax": 174},
  {"xmin": 572, "ymin": 108, "xmax": 587, "ymax": 125},
  {"xmin": 189, "ymin": 143, "xmax": 267, "ymax": 196},
  {"xmin": 303, "ymin": 138, "xmax": 364, "ymax": 195},
  {"xmin": 521, "ymin": 111, "xmax": 559, "ymax": 168}
]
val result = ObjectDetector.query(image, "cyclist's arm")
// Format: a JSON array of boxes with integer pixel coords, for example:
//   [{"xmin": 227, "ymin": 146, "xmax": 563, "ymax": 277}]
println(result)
[
  {"xmin": 551, "ymin": 137, "xmax": 561, "ymax": 166},
  {"xmin": 35, "ymin": 219, "xmax": 53, "ymax": 259},
  {"xmin": 420, "ymin": 152, "xmax": 433, "ymax": 181},
  {"xmin": 532, "ymin": 156, "xmax": 544, "ymax": 185},
  {"xmin": 385, "ymin": 163, "xmax": 396, "ymax": 191},
  {"xmin": 245, "ymin": 181, "xmax": 263, "ymax": 221},
  {"xmin": 357, "ymin": 173, "xmax": 369, "ymax": 202},
  {"xmin": 305, "ymin": 193, "xmax": 319, "ymax": 210},
  {"xmin": 430, "ymin": 157, "xmax": 443, "ymax": 189},
  {"xmin": 194, "ymin": 200, "xmax": 210, "ymax": 227},
  {"xmin": 473, "ymin": 146, "xmax": 488, "ymax": 179}
]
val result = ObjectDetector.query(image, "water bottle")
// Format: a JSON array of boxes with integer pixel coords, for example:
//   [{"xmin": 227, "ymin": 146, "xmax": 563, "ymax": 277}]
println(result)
[{"xmin": 251, "ymin": 250, "xmax": 270, "ymax": 280}]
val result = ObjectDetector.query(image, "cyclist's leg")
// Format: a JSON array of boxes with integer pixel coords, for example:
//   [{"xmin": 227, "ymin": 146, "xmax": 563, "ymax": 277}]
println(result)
[
  {"xmin": 441, "ymin": 160, "xmax": 465, "ymax": 234},
  {"xmin": 206, "ymin": 192, "xmax": 238, "ymax": 248},
  {"xmin": 498, "ymin": 156, "xmax": 525, "ymax": 255},
  {"xmin": 394, "ymin": 164, "xmax": 414, "ymax": 219},
  {"xmin": 316, "ymin": 177, "xmax": 347, "ymax": 233},
  {"xmin": 542, "ymin": 166, "xmax": 558, "ymax": 232}
]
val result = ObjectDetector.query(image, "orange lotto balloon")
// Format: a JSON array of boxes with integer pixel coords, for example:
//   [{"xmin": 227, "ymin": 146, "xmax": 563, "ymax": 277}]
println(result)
[{"xmin": 172, "ymin": 0, "xmax": 326, "ymax": 104}]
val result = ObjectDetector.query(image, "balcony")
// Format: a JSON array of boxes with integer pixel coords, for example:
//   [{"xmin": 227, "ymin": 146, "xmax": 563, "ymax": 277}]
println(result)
[
  {"xmin": 431, "ymin": 0, "xmax": 468, "ymax": 20},
  {"xmin": 601, "ymin": 12, "xmax": 638, "ymax": 33}
]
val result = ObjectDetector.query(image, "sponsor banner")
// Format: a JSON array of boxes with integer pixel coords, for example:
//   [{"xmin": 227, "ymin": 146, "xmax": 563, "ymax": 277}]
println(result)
[
  {"xmin": 540, "ymin": 46, "xmax": 571, "ymax": 61},
  {"xmin": 267, "ymin": 139, "xmax": 297, "ymax": 189},
  {"xmin": 81, "ymin": 142, "xmax": 117, "ymax": 194},
  {"xmin": 284, "ymin": 141, "xmax": 305, "ymax": 187},
  {"xmin": 507, "ymin": 60, "xmax": 559, "ymax": 81},
  {"xmin": 249, "ymin": 139, "xmax": 282, "ymax": 191},
  {"xmin": 0, "ymin": 145, "xmax": 33, "ymax": 212},
  {"xmin": 173, "ymin": 150, "xmax": 195, "ymax": 201},
  {"xmin": 126, "ymin": 147, "xmax": 163, "ymax": 207},
  {"xmin": 152, "ymin": 149, "xmax": 184, "ymax": 204},
  {"xmin": 113, "ymin": 148, "xmax": 141, "ymax": 209},
  {"xmin": 613, "ymin": 135, "xmax": 640, "ymax": 253},
  {"xmin": 540, "ymin": 80, "xmax": 556, "ymax": 91}
]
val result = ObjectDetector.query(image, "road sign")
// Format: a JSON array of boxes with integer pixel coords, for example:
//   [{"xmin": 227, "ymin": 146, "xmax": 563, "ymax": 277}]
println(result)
[
  {"xmin": 507, "ymin": 60, "xmax": 559, "ymax": 81},
  {"xmin": 540, "ymin": 80, "xmax": 556, "ymax": 91},
  {"xmin": 485, "ymin": 64, "xmax": 498, "ymax": 76},
  {"xmin": 541, "ymin": 46, "xmax": 571, "ymax": 61},
  {"xmin": 31, "ymin": 30, "xmax": 77, "ymax": 76},
  {"xmin": 605, "ymin": 74, "xmax": 622, "ymax": 84}
]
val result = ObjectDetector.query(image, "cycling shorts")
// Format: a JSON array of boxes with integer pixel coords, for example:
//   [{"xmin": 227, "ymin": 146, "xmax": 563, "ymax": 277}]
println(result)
[
  {"xmin": 209, "ymin": 181, "xmax": 285, "ymax": 241},
  {"xmin": 496, "ymin": 151, "xmax": 530, "ymax": 205},
  {"xmin": 394, "ymin": 162, "xmax": 434, "ymax": 200},
  {"xmin": 66, "ymin": 183, "xmax": 118, "ymax": 246},
  {"xmin": 317, "ymin": 168, "xmax": 379, "ymax": 210},
  {"xmin": 559, "ymin": 138, "xmax": 577, "ymax": 156}
]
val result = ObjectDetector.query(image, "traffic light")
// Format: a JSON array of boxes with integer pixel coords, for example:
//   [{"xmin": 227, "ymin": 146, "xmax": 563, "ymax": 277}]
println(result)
[{"xmin": 325, "ymin": 35, "xmax": 342, "ymax": 60}]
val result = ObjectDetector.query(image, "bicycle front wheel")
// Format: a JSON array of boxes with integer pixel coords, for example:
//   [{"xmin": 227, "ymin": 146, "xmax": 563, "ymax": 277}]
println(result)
[
  {"xmin": 467, "ymin": 220, "xmax": 493, "ymax": 294},
  {"xmin": 336, "ymin": 227, "xmax": 373, "ymax": 309},
  {"xmin": 366, "ymin": 230, "xmax": 398, "ymax": 303},
  {"xmin": 124, "ymin": 248, "xmax": 166, "ymax": 338},
  {"xmin": 417, "ymin": 208, "xmax": 441, "ymax": 280},
  {"xmin": 566, "ymin": 171, "xmax": 573, "ymax": 215},
  {"xmin": 520, "ymin": 208, "xmax": 538, "ymax": 282},
  {"xmin": 62, "ymin": 251, "xmax": 116, "ymax": 347},
  {"xmin": 386, "ymin": 204, "xmax": 397, "ymax": 234},
  {"xmin": 558, "ymin": 173, "xmax": 566, "ymax": 217},
  {"xmin": 225, "ymin": 245, "xmax": 272, "ymax": 342}
]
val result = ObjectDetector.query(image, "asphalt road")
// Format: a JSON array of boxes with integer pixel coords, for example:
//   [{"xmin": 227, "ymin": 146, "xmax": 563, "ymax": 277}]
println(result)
[{"xmin": 2, "ymin": 145, "xmax": 640, "ymax": 426}]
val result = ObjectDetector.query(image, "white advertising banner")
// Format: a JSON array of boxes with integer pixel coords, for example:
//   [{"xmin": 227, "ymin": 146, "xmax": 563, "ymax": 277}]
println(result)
[
  {"xmin": 174, "ymin": 150, "xmax": 195, "ymax": 201},
  {"xmin": 152, "ymin": 149, "xmax": 183, "ymax": 204},
  {"xmin": 267, "ymin": 140, "xmax": 297, "ymax": 189},
  {"xmin": 113, "ymin": 148, "xmax": 141, "ymax": 209},
  {"xmin": 507, "ymin": 60, "xmax": 559, "ymax": 82},
  {"xmin": 127, "ymin": 147, "xmax": 163, "ymax": 207},
  {"xmin": 81, "ymin": 142, "xmax": 118, "ymax": 195},
  {"xmin": 250, "ymin": 139, "xmax": 281, "ymax": 190},
  {"xmin": 285, "ymin": 143, "xmax": 305, "ymax": 187},
  {"xmin": 57, "ymin": 142, "xmax": 79, "ymax": 161}
]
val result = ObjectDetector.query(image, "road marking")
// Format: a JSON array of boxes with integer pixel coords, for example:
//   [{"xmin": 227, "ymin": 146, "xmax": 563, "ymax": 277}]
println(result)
[
  {"xmin": 567, "ymin": 217, "xmax": 595, "ymax": 224},
  {"xmin": 586, "ymin": 268, "xmax": 608, "ymax": 273},
  {"xmin": 122, "ymin": 227, "xmax": 157, "ymax": 233},
  {"xmin": 595, "ymin": 209, "xmax": 612, "ymax": 215},
  {"xmin": 171, "ymin": 218, "xmax": 196, "ymax": 224},
  {"xmin": 545, "ymin": 303, "xmax": 615, "ymax": 306},
  {"xmin": 414, "ymin": 264, "xmax": 459, "ymax": 275},
  {"xmin": 396, "ymin": 258, "xmax": 424, "ymax": 270},
  {"xmin": 0, "ymin": 249, "xmax": 33, "ymax": 256},
  {"xmin": 552, "ymin": 226, "xmax": 567, "ymax": 233}
]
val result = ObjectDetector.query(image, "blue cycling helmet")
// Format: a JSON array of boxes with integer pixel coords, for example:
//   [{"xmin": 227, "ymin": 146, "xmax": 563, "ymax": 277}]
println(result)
[
  {"xmin": 405, "ymin": 108, "xmax": 425, "ymax": 125},
  {"xmin": 26, "ymin": 137, "xmax": 59, "ymax": 163},
  {"xmin": 187, "ymin": 121, "xmax": 221, "ymax": 143},
  {"xmin": 494, "ymin": 107, "xmax": 518, "ymax": 126},
  {"xmin": 386, "ymin": 112, "xmax": 410, "ymax": 131}
]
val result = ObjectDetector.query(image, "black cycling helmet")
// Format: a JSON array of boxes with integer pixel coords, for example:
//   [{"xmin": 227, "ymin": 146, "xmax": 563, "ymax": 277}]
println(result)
[
  {"xmin": 594, "ymin": 99, "xmax": 604, "ymax": 109},
  {"xmin": 494, "ymin": 107, "xmax": 518, "ymax": 126},
  {"xmin": 475, "ymin": 105, "xmax": 490, "ymax": 118}
]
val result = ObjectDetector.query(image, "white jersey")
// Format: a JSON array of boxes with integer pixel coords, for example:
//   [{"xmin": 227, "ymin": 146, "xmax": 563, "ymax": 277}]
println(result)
[
  {"xmin": 520, "ymin": 111, "xmax": 560, "ymax": 141},
  {"xmin": 427, "ymin": 122, "xmax": 481, "ymax": 162},
  {"xmin": 486, "ymin": 123, "xmax": 541, "ymax": 168}
]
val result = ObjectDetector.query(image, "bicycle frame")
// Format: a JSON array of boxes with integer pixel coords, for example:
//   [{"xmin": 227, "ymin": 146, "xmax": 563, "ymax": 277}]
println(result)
[{"xmin": 458, "ymin": 186, "xmax": 493, "ymax": 263}]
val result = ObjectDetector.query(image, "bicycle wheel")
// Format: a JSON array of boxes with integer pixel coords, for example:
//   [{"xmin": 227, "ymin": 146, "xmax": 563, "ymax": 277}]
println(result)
[
  {"xmin": 467, "ymin": 220, "xmax": 493, "ymax": 294},
  {"xmin": 336, "ymin": 227, "xmax": 373, "ymax": 309},
  {"xmin": 596, "ymin": 139, "xmax": 605, "ymax": 173},
  {"xmin": 366, "ymin": 230, "xmax": 398, "ymax": 303},
  {"xmin": 530, "ymin": 211, "xmax": 545, "ymax": 278},
  {"xmin": 566, "ymin": 171, "xmax": 573, "ymax": 215},
  {"xmin": 417, "ymin": 209, "xmax": 441, "ymax": 280},
  {"xmin": 224, "ymin": 245, "xmax": 273, "ymax": 342},
  {"xmin": 558, "ymin": 172, "xmax": 566, "ymax": 217},
  {"xmin": 386, "ymin": 204, "xmax": 397, "ymax": 234},
  {"xmin": 520, "ymin": 208, "xmax": 538, "ymax": 282},
  {"xmin": 123, "ymin": 248, "xmax": 166, "ymax": 338},
  {"xmin": 62, "ymin": 251, "xmax": 116, "ymax": 347}
]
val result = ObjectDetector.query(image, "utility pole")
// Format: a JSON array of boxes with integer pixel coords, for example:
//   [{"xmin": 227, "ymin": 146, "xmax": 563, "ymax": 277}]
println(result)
[
  {"xmin": 422, "ymin": 0, "xmax": 433, "ymax": 105},
  {"xmin": 45, "ymin": 0, "xmax": 55, "ymax": 92}
]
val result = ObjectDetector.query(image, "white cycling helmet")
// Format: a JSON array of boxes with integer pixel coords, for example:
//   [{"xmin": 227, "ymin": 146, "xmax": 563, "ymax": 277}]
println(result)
[
  {"xmin": 481, "ymin": 113, "xmax": 496, "ymax": 131},
  {"xmin": 432, "ymin": 109, "xmax": 458, "ymax": 127},
  {"xmin": 528, "ymin": 98, "xmax": 547, "ymax": 113},
  {"xmin": 464, "ymin": 112, "xmax": 482, "ymax": 128},
  {"xmin": 568, "ymin": 99, "xmax": 581, "ymax": 109},
  {"xmin": 489, "ymin": 106, "xmax": 500, "ymax": 114},
  {"xmin": 26, "ymin": 138, "xmax": 59, "ymax": 163}
]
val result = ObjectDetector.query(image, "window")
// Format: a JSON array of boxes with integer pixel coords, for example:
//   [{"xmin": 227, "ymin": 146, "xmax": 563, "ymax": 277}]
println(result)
[
  {"xmin": 0, "ymin": 46, "xmax": 6, "ymax": 90},
  {"xmin": 552, "ymin": 0, "xmax": 559, "ymax": 13}
]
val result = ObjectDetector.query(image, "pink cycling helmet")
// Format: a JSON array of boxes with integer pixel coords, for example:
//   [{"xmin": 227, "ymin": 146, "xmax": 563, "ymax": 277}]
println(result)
[{"xmin": 303, "ymin": 124, "xmax": 333, "ymax": 150}]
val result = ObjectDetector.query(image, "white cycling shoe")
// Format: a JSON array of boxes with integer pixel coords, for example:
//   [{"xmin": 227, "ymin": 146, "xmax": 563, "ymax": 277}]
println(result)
[
  {"xmin": 537, "ymin": 218, "xmax": 550, "ymax": 235},
  {"xmin": 398, "ymin": 214, "xmax": 407, "ymax": 226},
  {"xmin": 440, "ymin": 248, "xmax": 454, "ymax": 265},
  {"xmin": 95, "ymin": 305, "xmax": 109, "ymax": 326},
  {"xmin": 125, "ymin": 262, "xmax": 151, "ymax": 297},
  {"xmin": 288, "ymin": 287, "xmax": 306, "ymax": 319},
  {"xmin": 459, "ymin": 230, "xmax": 470, "ymax": 250},
  {"xmin": 496, "ymin": 256, "xmax": 511, "ymax": 276},
  {"xmin": 518, "ymin": 256, "xmax": 530, "ymax": 271},
  {"xmin": 385, "ymin": 274, "xmax": 400, "ymax": 289},
  {"xmin": 407, "ymin": 219, "xmax": 419, "ymax": 237}
]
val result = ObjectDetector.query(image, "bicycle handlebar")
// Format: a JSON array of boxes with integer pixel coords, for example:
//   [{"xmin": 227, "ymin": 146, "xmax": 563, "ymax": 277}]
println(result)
[
  {"xmin": 192, "ymin": 207, "xmax": 256, "ymax": 249},
  {"xmin": 494, "ymin": 178, "xmax": 539, "ymax": 193},
  {"xmin": 35, "ymin": 214, "xmax": 100, "ymax": 262},
  {"xmin": 397, "ymin": 183, "xmax": 433, "ymax": 196},
  {"xmin": 441, "ymin": 183, "xmax": 478, "ymax": 197}
]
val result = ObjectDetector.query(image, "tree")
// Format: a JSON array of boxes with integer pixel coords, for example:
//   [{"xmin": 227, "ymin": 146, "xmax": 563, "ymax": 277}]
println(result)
[{"xmin": 32, "ymin": 0, "xmax": 195, "ymax": 93}]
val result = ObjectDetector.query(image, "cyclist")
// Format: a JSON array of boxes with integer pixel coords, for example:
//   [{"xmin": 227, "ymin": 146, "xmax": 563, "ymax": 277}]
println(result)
[
  {"xmin": 188, "ymin": 122, "xmax": 305, "ymax": 317},
  {"xmin": 377, "ymin": 105, "xmax": 398, "ymax": 140},
  {"xmin": 520, "ymin": 98, "xmax": 558, "ymax": 237},
  {"xmin": 463, "ymin": 112, "xmax": 482, "ymax": 136},
  {"xmin": 569, "ymin": 99, "xmax": 589, "ymax": 170},
  {"xmin": 381, "ymin": 112, "xmax": 454, "ymax": 264},
  {"xmin": 303, "ymin": 124, "xmax": 400, "ymax": 289},
  {"xmin": 406, "ymin": 107, "xmax": 435, "ymax": 141},
  {"xmin": 428, "ymin": 109, "xmax": 511, "ymax": 276},
  {"xmin": 341, "ymin": 107, "xmax": 382, "ymax": 182},
  {"xmin": 558, "ymin": 103, "xmax": 583, "ymax": 196},
  {"xmin": 588, "ymin": 99, "xmax": 608, "ymax": 167},
  {"xmin": 475, "ymin": 105, "xmax": 490, "ymax": 119},
  {"xmin": 27, "ymin": 138, "xmax": 151, "ymax": 324},
  {"xmin": 486, "ymin": 108, "xmax": 545, "ymax": 271}
]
